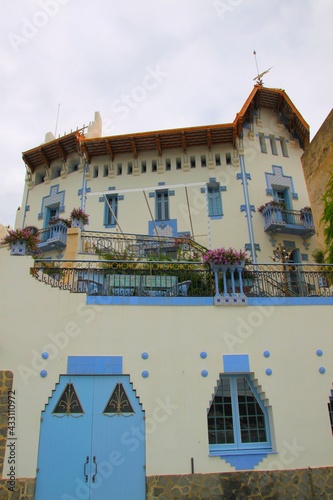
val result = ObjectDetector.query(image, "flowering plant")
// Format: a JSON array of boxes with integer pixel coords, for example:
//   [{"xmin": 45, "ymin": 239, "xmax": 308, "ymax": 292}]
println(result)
[
  {"xmin": 1, "ymin": 226, "xmax": 40, "ymax": 253},
  {"xmin": 300, "ymin": 206, "xmax": 312, "ymax": 220},
  {"xmin": 70, "ymin": 208, "xmax": 89, "ymax": 225},
  {"xmin": 202, "ymin": 247, "xmax": 248, "ymax": 266},
  {"xmin": 257, "ymin": 200, "xmax": 285, "ymax": 213},
  {"xmin": 49, "ymin": 217, "xmax": 71, "ymax": 227}
]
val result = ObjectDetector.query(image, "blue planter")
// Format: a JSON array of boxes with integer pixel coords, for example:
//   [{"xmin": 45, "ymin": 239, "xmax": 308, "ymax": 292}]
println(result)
[{"xmin": 10, "ymin": 240, "xmax": 27, "ymax": 255}]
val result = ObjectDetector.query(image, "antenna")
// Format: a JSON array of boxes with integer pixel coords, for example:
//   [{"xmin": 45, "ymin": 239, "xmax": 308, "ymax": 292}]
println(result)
[
  {"xmin": 54, "ymin": 103, "xmax": 60, "ymax": 137},
  {"xmin": 253, "ymin": 51, "xmax": 272, "ymax": 86}
]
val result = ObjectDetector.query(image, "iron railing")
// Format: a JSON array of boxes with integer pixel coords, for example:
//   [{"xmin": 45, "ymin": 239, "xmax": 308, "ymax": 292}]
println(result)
[
  {"xmin": 31, "ymin": 260, "xmax": 333, "ymax": 298},
  {"xmin": 80, "ymin": 231, "xmax": 207, "ymax": 261}
]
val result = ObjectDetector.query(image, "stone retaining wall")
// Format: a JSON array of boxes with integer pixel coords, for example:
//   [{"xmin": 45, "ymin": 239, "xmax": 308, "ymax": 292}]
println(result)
[
  {"xmin": 0, "ymin": 370, "xmax": 13, "ymax": 476},
  {"xmin": 0, "ymin": 479, "xmax": 35, "ymax": 500},
  {"xmin": 147, "ymin": 467, "xmax": 333, "ymax": 499}
]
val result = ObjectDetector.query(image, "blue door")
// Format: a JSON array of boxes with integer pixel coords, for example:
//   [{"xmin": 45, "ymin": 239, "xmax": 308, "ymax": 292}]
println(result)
[{"xmin": 35, "ymin": 375, "xmax": 145, "ymax": 500}]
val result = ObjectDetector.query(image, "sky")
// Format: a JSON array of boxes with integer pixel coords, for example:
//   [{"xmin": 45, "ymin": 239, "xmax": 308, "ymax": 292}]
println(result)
[{"xmin": 1, "ymin": 0, "xmax": 332, "ymax": 227}]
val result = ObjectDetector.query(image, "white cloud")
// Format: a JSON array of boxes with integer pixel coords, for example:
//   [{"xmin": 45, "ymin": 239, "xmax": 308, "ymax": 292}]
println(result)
[{"xmin": 1, "ymin": 0, "xmax": 333, "ymax": 226}]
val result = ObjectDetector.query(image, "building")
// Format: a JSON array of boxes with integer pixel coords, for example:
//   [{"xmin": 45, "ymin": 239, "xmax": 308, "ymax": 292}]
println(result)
[
  {"xmin": 1, "ymin": 85, "xmax": 333, "ymax": 499},
  {"xmin": 301, "ymin": 108, "xmax": 333, "ymax": 251}
]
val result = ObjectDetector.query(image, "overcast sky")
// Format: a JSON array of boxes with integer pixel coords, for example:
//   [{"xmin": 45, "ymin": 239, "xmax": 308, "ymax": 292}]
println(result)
[{"xmin": 1, "ymin": 0, "xmax": 332, "ymax": 227}]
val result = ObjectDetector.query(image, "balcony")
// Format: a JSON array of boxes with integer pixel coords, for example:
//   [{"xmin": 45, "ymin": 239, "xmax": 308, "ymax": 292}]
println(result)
[
  {"xmin": 260, "ymin": 206, "xmax": 315, "ymax": 237},
  {"xmin": 38, "ymin": 221, "xmax": 68, "ymax": 252},
  {"xmin": 30, "ymin": 259, "xmax": 333, "ymax": 300}
]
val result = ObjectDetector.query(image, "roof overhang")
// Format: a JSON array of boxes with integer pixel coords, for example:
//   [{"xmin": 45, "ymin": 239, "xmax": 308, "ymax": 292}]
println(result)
[{"xmin": 22, "ymin": 86, "xmax": 309, "ymax": 171}]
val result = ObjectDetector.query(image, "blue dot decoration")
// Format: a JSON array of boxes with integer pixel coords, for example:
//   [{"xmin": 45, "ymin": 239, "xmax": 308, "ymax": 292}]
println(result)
[
  {"xmin": 316, "ymin": 349, "xmax": 323, "ymax": 357},
  {"xmin": 41, "ymin": 352, "xmax": 49, "ymax": 359},
  {"xmin": 319, "ymin": 367, "xmax": 326, "ymax": 374},
  {"xmin": 40, "ymin": 370, "xmax": 47, "ymax": 378},
  {"xmin": 141, "ymin": 352, "xmax": 149, "ymax": 360},
  {"xmin": 200, "ymin": 352, "xmax": 207, "ymax": 359},
  {"xmin": 142, "ymin": 370, "xmax": 149, "ymax": 378},
  {"xmin": 263, "ymin": 351, "xmax": 270, "ymax": 358},
  {"xmin": 265, "ymin": 368, "xmax": 272, "ymax": 376},
  {"xmin": 201, "ymin": 370, "xmax": 208, "ymax": 377}
]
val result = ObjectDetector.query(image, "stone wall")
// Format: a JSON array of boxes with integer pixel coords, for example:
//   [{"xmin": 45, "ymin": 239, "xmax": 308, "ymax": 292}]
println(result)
[
  {"xmin": 0, "ymin": 479, "xmax": 35, "ymax": 499},
  {"xmin": 0, "ymin": 370, "xmax": 13, "ymax": 476},
  {"xmin": 301, "ymin": 108, "xmax": 333, "ymax": 250},
  {"xmin": 147, "ymin": 467, "xmax": 333, "ymax": 499}
]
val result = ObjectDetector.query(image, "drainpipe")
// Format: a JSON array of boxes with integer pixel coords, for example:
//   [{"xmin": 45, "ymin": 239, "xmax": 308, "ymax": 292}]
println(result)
[{"xmin": 239, "ymin": 151, "xmax": 257, "ymax": 264}]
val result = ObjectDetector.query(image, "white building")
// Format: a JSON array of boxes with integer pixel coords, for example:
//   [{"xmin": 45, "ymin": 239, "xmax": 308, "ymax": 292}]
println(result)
[{"xmin": 1, "ymin": 85, "xmax": 332, "ymax": 499}]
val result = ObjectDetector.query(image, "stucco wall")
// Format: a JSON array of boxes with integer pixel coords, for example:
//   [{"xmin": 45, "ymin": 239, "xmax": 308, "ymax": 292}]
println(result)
[{"xmin": 0, "ymin": 250, "xmax": 332, "ymax": 481}]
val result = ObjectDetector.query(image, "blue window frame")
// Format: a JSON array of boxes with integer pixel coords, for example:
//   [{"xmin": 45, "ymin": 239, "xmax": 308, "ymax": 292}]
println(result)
[
  {"xmin": 104, "ymin": 194, "xmax": 118, "ymax": 226},
  {"xmin": 207, "ymin": 182, "xmax": 222, "ymax": 217},
  {"xmin": 156, "ymin": 190, "xmax": 169, "ymax": 220},
  {"xmin": 328, "ymin": 392, "xmax": 333, "ymax": 434},
  {"xmin": 207, "ymin": 375, "xmax": 271, "ymax": 455},
  {"xmin": 45, "ymin": 205, "xmax": 59, "ymax": 227}
]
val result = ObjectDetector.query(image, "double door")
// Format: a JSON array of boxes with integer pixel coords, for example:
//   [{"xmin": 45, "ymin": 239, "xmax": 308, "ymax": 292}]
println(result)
[{"xmin": 35, "ymin": 375, "xmax": 145, "ymax": 500}]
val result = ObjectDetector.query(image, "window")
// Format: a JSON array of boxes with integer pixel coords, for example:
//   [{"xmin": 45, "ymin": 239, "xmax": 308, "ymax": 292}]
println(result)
[
  {"xmin": 280, "ymin": 137, "xmax": 289, "ymax": 157},
  {"xmin": 190, "ymin": 156, "xmax": 196, "ymax": 168},
  {"xmin": 328, "ymin": 392, "xmax": 333, "ymax": 434},
  {"xmin": 207, "ymin": 182, "xmax": 222, "ymax": 217},
  {"xmin": 68, "ymin": 161, "xmax": 79, "ymax": 174},
  {"xmin": 152, "ymin": 160, "xmax": 157, "ymax": 172},
  {"xmin": 215, "ymin": 154, "xmax": 221, "ymax": 166},
  {"xmin": 156, "ymin": 190, "xmax": 169, "ymax": 220},
  {"xmin": 127, "ymin": 162, "xmax": 133, "ymax": 175},
  {"xmin": 141, "ymin": 161, "xmax": 147, "ymax": 173},
  {"xmin": 117, "ymin": 163, "xmax": 122, "ymax": 176},
  {"xmin": 93, "ymin": 165, "xmax": 99, "ymax": 178},
  {"xmin": 103, "ymin": 165, "xmax": 108, "ymax": 177},
  {"xmin": 165, "ymin": 158, "xmax": 171, "ymax": 171},
  {"xmin": 176, "ymin": 157, "xmax": 182, "ymax": 170},
  {"xmin": 51, "ymin": 165, "xmax": 62, "ymax": 179},
  {"xmin": 207, "ymin": 375, "xmax": 271, "ymax": 453},
  {"xmin": 259, "ymin": 133, "xmax": 267, "ymax": 154},
  {"xmin": 225, "ymin": 152, "xmax": 232, "ymax": 165},
  {"xmin": 104, "ymin": 194, "xmax": 118, "ymax": 226},
  {"xmin": 201, "ymin": 155, "xmax": 206, "ymax": 168},
  {"xmin": 45, "ymin": 205, "xmax": 60, "ymax": 227},
  {"xmin": 269, "ymin": 135, "xmax": 278, "ymax": 155}
]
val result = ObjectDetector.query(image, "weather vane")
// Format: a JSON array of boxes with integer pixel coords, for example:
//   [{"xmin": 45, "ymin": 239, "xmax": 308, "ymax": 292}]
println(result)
[{"xmin": 253, "ymin": 50, "xmax": 272, "ymax": 86}]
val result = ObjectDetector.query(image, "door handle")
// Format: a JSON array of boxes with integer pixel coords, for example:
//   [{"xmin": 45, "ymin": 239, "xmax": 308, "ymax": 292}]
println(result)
[
  {"xmin": 92, "ymin": 456, "xmax": 97, "ymax": 483},
  {"xmin": 84, "ymin": 456, "xmax": 89, "ymax": 483}
]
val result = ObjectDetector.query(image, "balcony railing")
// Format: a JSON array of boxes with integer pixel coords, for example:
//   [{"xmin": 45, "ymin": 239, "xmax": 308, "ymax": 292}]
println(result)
[
  {"xmin": 80, "ymin": 231, "xmax": 207, "ymax": 260},
  {"xmin": 38, "ymin": 221, "xmax": 68, "ymax": 251},
  {"xmin": 261, "ymin": 206, "xmax": 315, "ymax": 237},
  {"xmin": 30, "ymin": 260, "xmax": 333, "ymax": 299}
]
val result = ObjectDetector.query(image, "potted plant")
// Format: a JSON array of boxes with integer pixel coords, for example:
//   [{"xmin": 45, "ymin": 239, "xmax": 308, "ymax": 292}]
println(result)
[
  {"xmin": 70, "ymin": 208, "xmax": 89, "ymax": 228},
  {"xmin": 1, "ymin": 226, "xmax": 41, "ymax": 256},
  {"xmin": 257, "ymin": 200, "xmax": 285, "ymax": 213},
  {"xmin": 299, "ymin": 206, "xmax": 312, "ymax": 220},
  {"xmin": 202, "ymin": 247, "xmax": 247, "ymax": 268},
  {"xmin": 48, "ymin": 217, "xmax": 71, "ymax": 228}
]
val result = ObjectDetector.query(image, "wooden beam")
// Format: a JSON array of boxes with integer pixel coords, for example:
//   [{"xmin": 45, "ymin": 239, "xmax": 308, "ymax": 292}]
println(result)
[
  {"xmin": 182, "ymin": 132, "xmax": 187, "ymax": 153},
  {"xmin": 105, "ymin": 140, "xmax": 114, "ymax": 161},
  {"xmin": 40, "ymin": 148, "xmax": 50, "ymax": 167},
  {"xmin": 56, "ymin": 142, "xmax": 67, "ymax": 162},
  {"xmin": 207, "ymin": 129, "xmax": 212, "ymax": 150},
  {"xmin": 81, "ymin": 143, "xmax": 91, "ymax": 163},
  {"xmin": 131, "ymin": 137, "xmax": 138, "ymax": 158},
  {"xmin": 22, "ymin": 153, "xmax": 34, "ymax": 172},
  {"xmin": 156, "ymin": 135, "xmax": 162, "ymax": 156}
]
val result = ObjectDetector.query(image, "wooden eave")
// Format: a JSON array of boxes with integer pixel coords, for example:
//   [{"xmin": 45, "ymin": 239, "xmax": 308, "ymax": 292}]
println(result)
[
  {"xmin": 22, "ymin": 86, "xmax": 310, "ymax": 170},
  {"xmin": 22, "ymin": 132, "xmax": 83, "ymax": 173}
]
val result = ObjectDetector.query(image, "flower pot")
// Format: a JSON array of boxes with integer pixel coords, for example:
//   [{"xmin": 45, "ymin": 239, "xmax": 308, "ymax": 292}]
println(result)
[
  {"xmin": 10, "ymin": 240, "xmax": 27, "ymax": 256},
  {"xmin": 71, "ymin": 218, "xmax": 84, "ymax": 229}
]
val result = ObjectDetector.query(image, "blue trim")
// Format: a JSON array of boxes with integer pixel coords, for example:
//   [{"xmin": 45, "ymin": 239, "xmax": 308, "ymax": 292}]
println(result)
[
  {"xmin": 87, "ymin": 296, "xmax": 214, "ymax": 306},
  {"xmin": 248, "ymin": 297, "xmax": 333, "ymax": 306},
  {"xmin": 67, "ymin": 356, "xmax": 123, "ymax": 374},
  {"xmin": 223, "ymin": 354, "xmax": 250, "ymax": 373},
  {"xmin": 86, "ymin": 296, "xmax": 333, "ymax": 307},
  {"xmin": 219, "ymin": 452, "xmax": 271, "ymax": 470}
]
